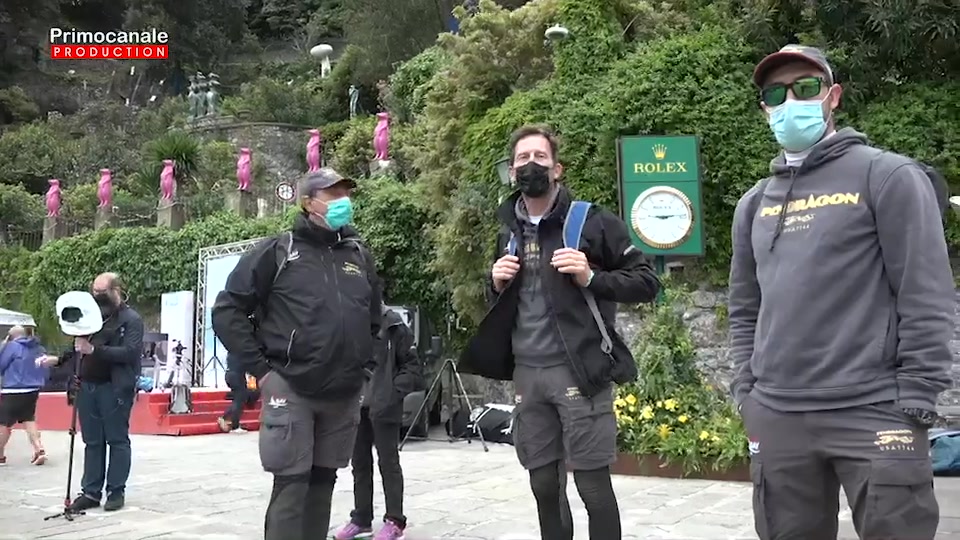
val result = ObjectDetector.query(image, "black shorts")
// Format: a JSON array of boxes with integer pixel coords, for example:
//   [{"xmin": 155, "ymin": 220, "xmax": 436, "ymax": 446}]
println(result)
[{"xmin": 0, "ymin": 391, "xmax": 41, "ymax": 427}]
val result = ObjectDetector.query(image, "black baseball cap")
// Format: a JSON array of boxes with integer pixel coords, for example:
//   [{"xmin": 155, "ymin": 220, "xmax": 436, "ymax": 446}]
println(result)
[
  {"xmin": 753, "ymin": 45, "xmax": 834, "ymax": 87},
  {"xmin": 298, "ymin": 167, "xmax": 356, "ymax": 198}
]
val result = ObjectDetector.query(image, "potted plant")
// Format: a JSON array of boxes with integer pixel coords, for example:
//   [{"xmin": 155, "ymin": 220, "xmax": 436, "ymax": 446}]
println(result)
[{"xmin": 613, "ymin": 286, "xmax": 750, "ymax": 480}]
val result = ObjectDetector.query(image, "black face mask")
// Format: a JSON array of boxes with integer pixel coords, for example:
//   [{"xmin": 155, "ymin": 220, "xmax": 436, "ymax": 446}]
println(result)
[
  {"xmin": 94, "ymin": 293, "xmax": 115, "ymax": 316},
  {"xmin": 514, "ymin": 162, "xmax": 552, "ymax": 197}
]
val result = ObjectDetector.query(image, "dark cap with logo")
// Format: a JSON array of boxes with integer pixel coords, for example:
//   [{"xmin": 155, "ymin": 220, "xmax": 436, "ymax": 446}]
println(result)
[
  {"xmin": 297, "ymin": 167, "xmax": 356, "ymax": 198},
  {"xmin": 753, "ymin": 44, "xmax": 835, "ymax": 87}
]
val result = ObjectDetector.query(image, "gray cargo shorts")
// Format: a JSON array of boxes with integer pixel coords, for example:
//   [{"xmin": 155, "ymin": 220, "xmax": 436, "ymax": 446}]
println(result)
[
  {"xmin": 512, "ymin": 364, "xmax": 617, "ymax": 471},
  {"xmin": 257, "ymin": 371, "xmax": 362, "ymax": 476}
]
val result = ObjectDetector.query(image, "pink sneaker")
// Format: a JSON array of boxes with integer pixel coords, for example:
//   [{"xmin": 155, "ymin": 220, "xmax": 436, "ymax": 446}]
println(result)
[
  {"xmin": 334, "ymin": 521, "xmax": 372, "ymax": 540},
  {"xmin": 374, "ymin": 520, "xmax": 404, "ymax": 540}
]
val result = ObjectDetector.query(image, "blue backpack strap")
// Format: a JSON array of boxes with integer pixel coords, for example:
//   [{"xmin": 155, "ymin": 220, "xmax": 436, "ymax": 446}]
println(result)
[
  {"xmin": 562, "ymin": 201, "xmax": 614, "ymax": 356},
  {"xmin": 563, "ymin": 201, "xmax": 592, "ymax": 250}
]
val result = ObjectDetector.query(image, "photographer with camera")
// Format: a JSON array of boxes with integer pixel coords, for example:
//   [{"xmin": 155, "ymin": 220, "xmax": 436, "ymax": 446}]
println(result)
[
  {"xmin": 50, "ymin": 273, "xmax": 144, "ymax": 513},
  {"xmin": 334, "ymin": 302, "xmax": 422, "ymax": 540},
  {"xmin": 212, "ymin": 168, "xmax": 382, "ymax": 540},
  {"xmin": 0, "ymin": 325, "xmax": 58, "ymax": 466}
]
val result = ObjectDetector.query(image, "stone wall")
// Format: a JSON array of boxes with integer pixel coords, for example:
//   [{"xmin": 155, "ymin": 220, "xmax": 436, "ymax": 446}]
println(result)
[
  {"xmin": 186, "ymin": 119, "xmax": 308, "ymax": 213},
  {"xmin": 464, "ymin": 289, "xmax": 960, "ymax": 411}
]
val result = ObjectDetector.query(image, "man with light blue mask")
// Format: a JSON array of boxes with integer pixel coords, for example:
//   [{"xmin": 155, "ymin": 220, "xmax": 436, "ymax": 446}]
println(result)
[
  {"xmin": 729, "ymin": 45, "xmax": 953, "ymax": 540},
  {"xmin": 212, "ymin": 167, "xmax": 382, "ymax": 540}
]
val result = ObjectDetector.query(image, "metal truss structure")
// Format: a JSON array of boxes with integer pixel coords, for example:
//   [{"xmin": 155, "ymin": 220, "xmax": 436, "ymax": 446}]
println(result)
[{"xmin": 194, "ymin": 237, "xmax": 264, "ymax": 385}]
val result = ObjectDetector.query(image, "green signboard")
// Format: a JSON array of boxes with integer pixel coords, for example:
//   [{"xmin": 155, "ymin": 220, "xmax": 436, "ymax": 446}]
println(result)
[{"xmin": 616, "ymin": 135, "xmax": 705, "ymax": 256}]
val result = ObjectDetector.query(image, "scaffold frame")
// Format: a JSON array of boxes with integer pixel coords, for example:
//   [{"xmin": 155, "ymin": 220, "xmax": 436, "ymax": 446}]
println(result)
[{"xmin": 194, "ymin": 237, "xmax": 264, "ymax": 385}]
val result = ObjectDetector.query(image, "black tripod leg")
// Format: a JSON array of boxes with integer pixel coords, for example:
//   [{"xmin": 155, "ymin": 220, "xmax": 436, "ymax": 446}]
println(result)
[
  {"xmin": 451, "ymin": 362, "xmax": 489, "ymax": 452},
  {"xmin": 46, "ymin": 356, "xmax": 86, "ymax": 521},
  {"xmin": 398, "ymin": 360, "xmax": 447, "ymax": 451}
]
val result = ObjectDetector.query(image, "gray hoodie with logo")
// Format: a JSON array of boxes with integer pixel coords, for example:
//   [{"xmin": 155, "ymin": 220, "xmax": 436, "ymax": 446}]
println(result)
[{"xmin": 728, "ymin": 128, "xmax": 954, "ymax": 413}]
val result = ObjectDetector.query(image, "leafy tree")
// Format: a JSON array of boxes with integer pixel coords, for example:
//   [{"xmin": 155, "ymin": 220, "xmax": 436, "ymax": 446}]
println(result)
[
  {"xmin": 0, "ymin": 183, "xmax": 45, "ymax": 236},
  {"xmin": 352, "ymin": 175, "xmax": 445, "ymax": 321},
  {"xmin": 123, "ymin": 0, "xmax": 253, "ymax": 70},
  {"xmin": 342, "ymin": 0, "xmax": 451, "ymax": 84},
  {"xmin": 734, "ymin": 0, "xmax": 959, "ymax": 100},
  {"xmin": 0, "ymin": 123, "xmax": 77, "ymax": 194}
]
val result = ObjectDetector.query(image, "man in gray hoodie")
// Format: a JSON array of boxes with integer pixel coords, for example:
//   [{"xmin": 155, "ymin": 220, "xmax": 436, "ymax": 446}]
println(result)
[{"xmin": 729, "ymin": 45, "xmax": 953, "ymax": 540}]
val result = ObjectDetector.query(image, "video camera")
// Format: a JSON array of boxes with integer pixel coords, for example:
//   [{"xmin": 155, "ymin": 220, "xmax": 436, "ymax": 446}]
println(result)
[
  {"xmin": 55, "ymin": 291, "xmax": 103, "ymax": 404},
  {"xmin": 56, "ymin": 291, "xmax": 103, "ymax": 337}
]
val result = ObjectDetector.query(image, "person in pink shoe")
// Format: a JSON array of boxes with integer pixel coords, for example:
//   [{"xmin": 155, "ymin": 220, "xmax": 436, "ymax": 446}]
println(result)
[{"xmin": 335, "ymin": 303, "xmax": 420, "ymax": 540}]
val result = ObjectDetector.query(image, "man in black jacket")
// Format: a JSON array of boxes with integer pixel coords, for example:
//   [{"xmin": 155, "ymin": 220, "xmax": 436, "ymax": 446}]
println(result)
[
  {"xmin": 63, "ymin": 272, "xmax": 144, "ymax": 513},
  {"xmin": 460, "ymin": 125, "xmax": 660, "ymax": 540},
  {"xmin": 212, "ymin": 167, "xmax": 382, "ymax": 540},
  {"xmin": 334, "ymin": 302, "xmax": 422, "ymax": 540}
]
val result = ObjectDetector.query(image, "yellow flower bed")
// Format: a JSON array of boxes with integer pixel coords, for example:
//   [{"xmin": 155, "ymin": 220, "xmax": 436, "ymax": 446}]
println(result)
[{"xmin": 614, "ymin": 383, "xmax": 749, "ymax": 473}]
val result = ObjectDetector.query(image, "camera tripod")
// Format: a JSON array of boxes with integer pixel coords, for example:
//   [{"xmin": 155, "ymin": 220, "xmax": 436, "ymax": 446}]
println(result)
[
  {"xmin": 166, "ymin": 341, "xmax": 193, "ymax": 414},
  {"xmin": 45, "ymin": 351, "xmax": 85, "ymax": 522},
  {"xmin": 399, "ymin": 357, "xmax": 488, "ymax": 452},
  {"xmin": 201, "ymin": 337, "xmax": 226, "ymax": 388}
]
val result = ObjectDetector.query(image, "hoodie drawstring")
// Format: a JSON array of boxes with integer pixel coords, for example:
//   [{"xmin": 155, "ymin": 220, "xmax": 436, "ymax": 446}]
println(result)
[{"xmin": 769, "ymin": 169, "xmax": 799, "ymax": 251}]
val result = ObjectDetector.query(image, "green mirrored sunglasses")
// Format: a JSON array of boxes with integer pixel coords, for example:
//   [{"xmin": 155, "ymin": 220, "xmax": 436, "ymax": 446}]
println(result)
[{"xmin": 761, "ymin": 76, "xmax": 825, "ymax": 107}]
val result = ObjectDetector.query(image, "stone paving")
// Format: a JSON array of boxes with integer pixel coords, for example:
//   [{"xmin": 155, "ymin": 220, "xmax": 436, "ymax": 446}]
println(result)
[{"xmin": 1, "ymin": 430, "xmax": 959, "ymax": 539}]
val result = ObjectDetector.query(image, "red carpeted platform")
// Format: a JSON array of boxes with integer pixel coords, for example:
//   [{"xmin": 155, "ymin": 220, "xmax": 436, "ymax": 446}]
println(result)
[{"xmin": 23, "ymin": 389, "xmax": 261, "ymax": 436}]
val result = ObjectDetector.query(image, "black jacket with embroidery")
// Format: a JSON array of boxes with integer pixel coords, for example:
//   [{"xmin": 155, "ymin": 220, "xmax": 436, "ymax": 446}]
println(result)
[
  {"xmin": 459, "ymin": 188, "xmax": 660, "ymax": 398},
  {"xmin": 212, "ymin": 214, "xmax": 382, "ymax": 399}
]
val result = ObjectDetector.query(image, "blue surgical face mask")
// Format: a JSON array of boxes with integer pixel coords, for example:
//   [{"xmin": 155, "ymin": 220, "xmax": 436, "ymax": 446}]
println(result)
[
  {"xmin": 767, "ymin": 94, "xmax": 831, "ymax": 152},
  {"xmin": 323, "ymin": 197, "xmax": 353, "ymax": 229}
]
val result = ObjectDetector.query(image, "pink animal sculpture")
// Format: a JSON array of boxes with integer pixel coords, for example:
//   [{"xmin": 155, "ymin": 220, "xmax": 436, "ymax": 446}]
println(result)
[
  {"xmin": 160, "ymin": 159, "xmax": 176, "ymax": 200},
  {"xmin": 306, "ymin": 129, "xmax": 321, "ymax": 172},
  {"xmin": 45, "ymin": 179, "xmax": 62, "ymax": 217},
  {"xmin": 236, "ymin": 148, "xmax": 252, "ymax": 191},
  {"xmin": 97, "ymin": 169, "xmax": 113, "ymax": 208},
  {"xmin": 373, "ymin": 113, "xmax": 390, "ymax": 161}
]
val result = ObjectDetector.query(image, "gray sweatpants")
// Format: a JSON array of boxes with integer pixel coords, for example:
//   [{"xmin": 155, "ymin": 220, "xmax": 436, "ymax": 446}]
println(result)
[{"xmin": 742, "ymin": 395, "xmax": 939, "ymax": 540}]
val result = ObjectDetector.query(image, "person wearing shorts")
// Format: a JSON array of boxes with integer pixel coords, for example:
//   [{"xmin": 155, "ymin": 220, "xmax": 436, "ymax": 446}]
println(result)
[
  {"xmin": 0, "ymin": 325, "xmax": 56, "ymax": 466},
  {"xmin": 459, "ymin": 125, "xmax": 661, "ymax": 539},
  {"xmin": 213, "ymin": 168, "xmax": 382, "ymax": 540}
]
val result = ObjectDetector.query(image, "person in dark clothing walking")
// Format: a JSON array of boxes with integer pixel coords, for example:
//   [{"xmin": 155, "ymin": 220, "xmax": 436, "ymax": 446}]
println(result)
[
  {"xmin": 58, "ymin": 272, "xmax": 145, "ymax": 513},
  {"xmin": 729, "ymin": 45, "xmax": 951, "ymax": 540},
  {"xmin": 459, "ymin": 124, "xmax": 661, "ymax": 540},
  {"xmin": 335, "ymin": 303, "xmax": 422, "ymax": 540},
  {"xmin": 212, "ymin": 167, "xmax": 382, "ymax": 540},
  {"xmin": 218, "ymin": 352, "xmax": 258, "ymax": 433}
]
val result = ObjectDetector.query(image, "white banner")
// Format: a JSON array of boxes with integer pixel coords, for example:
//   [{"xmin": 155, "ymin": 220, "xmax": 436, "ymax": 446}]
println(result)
[{"xmin": 160, "ymin": 291, "xmax": 195, "ymax": 387}]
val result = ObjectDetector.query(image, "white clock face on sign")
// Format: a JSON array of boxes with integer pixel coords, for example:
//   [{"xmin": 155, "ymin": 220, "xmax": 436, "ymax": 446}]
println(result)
[{"xmin": 631, "ymin": 187, "xmax": 694, "ymax": 249}]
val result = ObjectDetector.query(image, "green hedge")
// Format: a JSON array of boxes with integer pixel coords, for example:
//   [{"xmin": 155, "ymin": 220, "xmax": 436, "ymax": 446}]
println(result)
[{"xmin": 5, "ymin": 173, "xmax": 447, "ymax": 337}]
